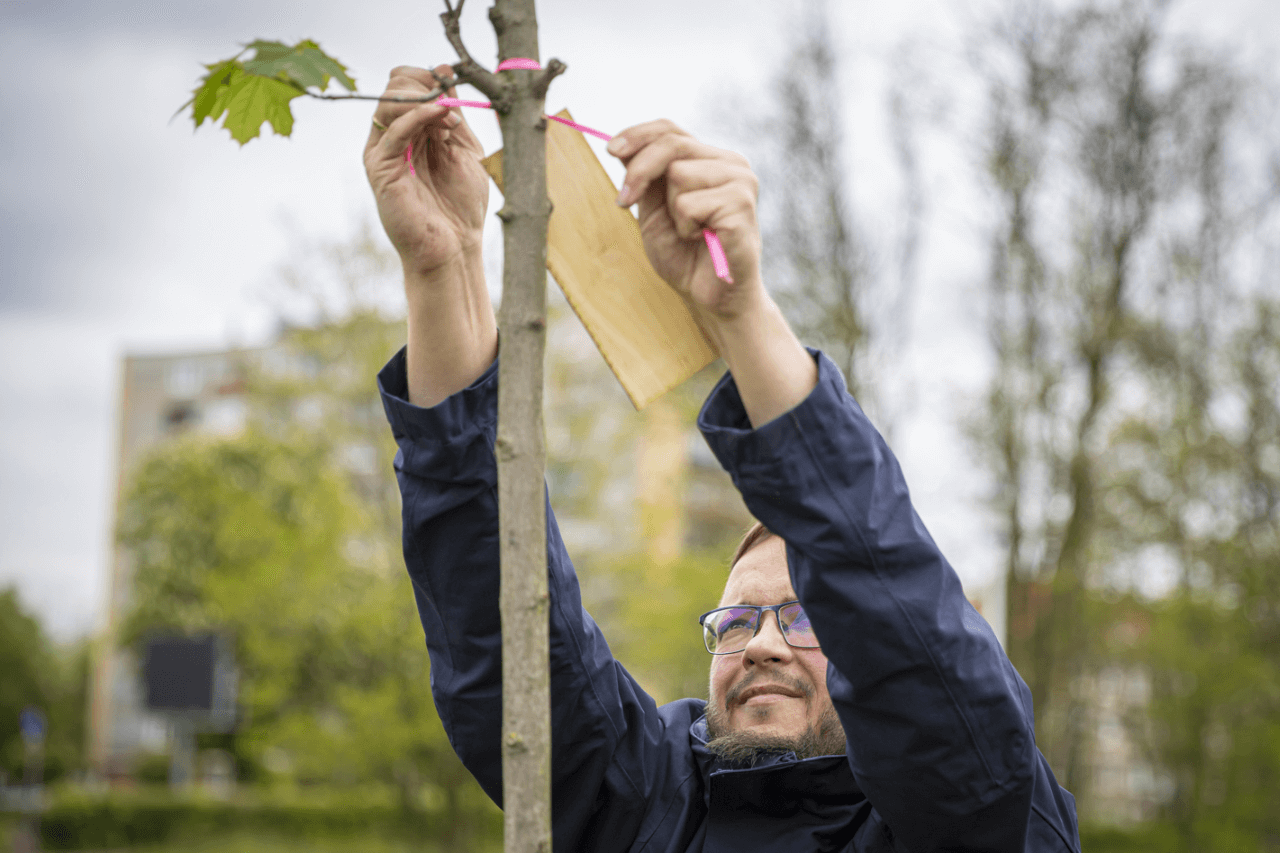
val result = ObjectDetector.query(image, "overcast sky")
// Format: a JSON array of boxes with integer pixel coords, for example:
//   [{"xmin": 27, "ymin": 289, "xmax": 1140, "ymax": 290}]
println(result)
[{"xmin": 1, "ymin": 0, "xmax": 1276, "ymax": 643}]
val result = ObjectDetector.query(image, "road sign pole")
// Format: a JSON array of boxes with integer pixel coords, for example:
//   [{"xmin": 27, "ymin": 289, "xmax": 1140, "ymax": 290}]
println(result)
[{"xmin": 169, "ymin": 717, "xmax": 195, "ymax": 790}]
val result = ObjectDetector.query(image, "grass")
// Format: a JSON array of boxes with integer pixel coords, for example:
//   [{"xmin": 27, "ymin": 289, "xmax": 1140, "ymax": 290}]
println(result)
[
  {"xmin": 38, "ymin": 831, "xmax": 495, "ymax": 853},
  {"xmin": 99, "ymin": 833, "xmax": 448, "ymax": 853}
]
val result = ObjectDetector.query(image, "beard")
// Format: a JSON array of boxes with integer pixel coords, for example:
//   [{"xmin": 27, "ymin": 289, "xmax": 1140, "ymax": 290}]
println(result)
[{"xmin": 704, "ymin": 672, "xmax": 846, "ymax": 765}]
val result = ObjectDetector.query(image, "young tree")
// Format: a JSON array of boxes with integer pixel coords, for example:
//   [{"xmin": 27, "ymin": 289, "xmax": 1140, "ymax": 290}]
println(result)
[{"xmin": 187, "ymin": 2, "xmax": 563, "ymax": 847}]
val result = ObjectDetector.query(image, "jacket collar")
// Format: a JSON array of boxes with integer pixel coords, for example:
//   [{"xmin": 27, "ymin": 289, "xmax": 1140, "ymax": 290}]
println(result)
[
  {"xmin": 690, "ymin": 713, "xmax": 864, "ymax": 804},
  {"xmin": 691, "ymin": 714, "xmax": 871, "ymax": 852}
]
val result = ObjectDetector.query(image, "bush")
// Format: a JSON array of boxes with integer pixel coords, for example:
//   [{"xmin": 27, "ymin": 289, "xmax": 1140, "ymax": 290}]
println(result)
[
  {"xmin": 38, "ymin": 785, "xmax": 501, "ymax": 851},
  {"xmin": 1079, "ymin": 823, "xmax": 1182, "ymax": 853}
]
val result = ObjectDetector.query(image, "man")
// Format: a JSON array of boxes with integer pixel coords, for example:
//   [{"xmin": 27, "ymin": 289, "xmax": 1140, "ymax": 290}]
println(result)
[{"xmin": 366, "ymin": 65, "xmax": 1081, "ymax": 852}]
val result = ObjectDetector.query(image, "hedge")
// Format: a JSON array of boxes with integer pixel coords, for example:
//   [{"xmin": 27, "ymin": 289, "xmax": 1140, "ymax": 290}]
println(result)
[
  {"xmin": 1079, "ymin": 822, "xmax": 1185, "ymax": 852},
  {"xmin": 26, "ymin": 793, "xmax": 1222, "ymax": 852},
  {"xmin": 35, "ymin": 785, "xmax": 501, "ymax": 851}
]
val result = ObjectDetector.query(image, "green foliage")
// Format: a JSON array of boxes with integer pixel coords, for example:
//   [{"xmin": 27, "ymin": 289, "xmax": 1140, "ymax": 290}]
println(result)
[
  {"xmin": 241, "ymin": 40, "xmax": 356, "ymax": 92},
  {"xmin": 118, "ymin": 431, "xmax": 361, "ymax": 646},
  {"xmin": 115, "ymin": 241, "xmax": 492, "ymax": 842},
  {"xmin": 1127, "ymin": 590, "xmax": 1280, "ymax": 848},
  {"xmin": 1078, "ymin": 822, "xmax": 1182, "ymax": 853},
  {"xmin": 592, "ymin": 551, "xmax": 734, "ymax": 705},
  {"xmin": 1097, "ymin": 300, "xmax": 1280, "ymax": 845},
  {"xmin": 0, "ymin": 587, "xmax": 88, "ymax": 783},
  {"xmin": 0, "ymin": 586, "xmax": 50, "ymax": 777},
  {"xmin": 37, "ymin": 786, "xmax": 500, "ymax": 852},
  {"xmin": 185, "ymin": 40, "xmax": 355, "ymax": 144},
  {"xmin": 541, "ymin": 285, "xmax": 751, "ymax": 705},
  {"xmin": 119, "ymin": 417, "xmax": 432, "ymax": 781}
]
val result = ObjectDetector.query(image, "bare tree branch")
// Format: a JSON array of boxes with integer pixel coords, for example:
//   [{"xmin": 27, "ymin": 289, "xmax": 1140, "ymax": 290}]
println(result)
[
  {"xmin": 441, "ymin": 0, "xmax": 509, "ymax": 108},
  {"xmin": 429, "ymin": 67, "xmax": 454, "ymax": 92},
  {"xmin": 304, "ymin": 90, "xmax": 450, "ymax": 102},
  {"xmin": 534, "ymin": 59, "xmax": 567, "ymax": 99}
]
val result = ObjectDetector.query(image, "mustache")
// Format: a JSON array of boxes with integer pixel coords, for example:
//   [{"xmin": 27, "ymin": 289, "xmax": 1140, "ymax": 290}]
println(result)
[{"xmin": 725, "ymin": 670, "xmax": 814, "ymax": 706}]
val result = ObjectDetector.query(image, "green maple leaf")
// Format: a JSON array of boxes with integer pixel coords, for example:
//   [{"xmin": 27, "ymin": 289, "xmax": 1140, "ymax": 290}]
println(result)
[
  {"xmin": 189, "ymin": 58, "xmax": 242, "ymax": 127},
  {"xmin": 243, "ymin": 39, "xmax": 356, "ymax": 92},
  {"xmin": 221, "ymin": 74, "xmax": 305, "ymax": 144},
  {"xmin": 183, "ymin": 39, "xmax": 356, "ymax": 145}
]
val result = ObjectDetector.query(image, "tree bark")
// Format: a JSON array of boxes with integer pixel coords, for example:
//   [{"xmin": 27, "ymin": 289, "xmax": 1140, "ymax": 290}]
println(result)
[
  {"xmin": 445, "ymin": 1, "xmax": 556, "ymax": 850},
  {"xmin": 495, "ymin": 72, "xmax": 553, "ymax": 853}
]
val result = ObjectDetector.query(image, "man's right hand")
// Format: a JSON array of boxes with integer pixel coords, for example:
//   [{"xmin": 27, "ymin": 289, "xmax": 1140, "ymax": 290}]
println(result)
[
  {"xmin": 365, "ymin": 65, "xmax": 497, "ymax": 408},
  {"xmin": 364, "ymin": 65, "xmax": 490, "ymax": 280}
]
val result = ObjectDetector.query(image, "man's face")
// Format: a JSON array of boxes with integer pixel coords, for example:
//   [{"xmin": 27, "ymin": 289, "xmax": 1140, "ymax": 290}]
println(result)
[{"xmin": 706, "ymin": 536, "xmax": 844, "ymax": 758}]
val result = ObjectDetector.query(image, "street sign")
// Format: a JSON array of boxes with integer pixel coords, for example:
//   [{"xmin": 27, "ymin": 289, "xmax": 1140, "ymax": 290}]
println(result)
[
  {"xmin": 142, "ymin": 632, "xmax": 238, "ymax": 732},
  {"xmin": 19, "ymin": 707, "xmax": 45, "ymax": 745}
]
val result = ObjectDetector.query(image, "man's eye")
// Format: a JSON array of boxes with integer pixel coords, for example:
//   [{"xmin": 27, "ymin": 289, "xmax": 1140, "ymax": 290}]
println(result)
[
  {"xmin": 716, "ymin": 610, "xmax": 755, "ymax": 636},
  {"xmin": 785, "ymin": 613, "xmax": 811, "ymax": 631}
]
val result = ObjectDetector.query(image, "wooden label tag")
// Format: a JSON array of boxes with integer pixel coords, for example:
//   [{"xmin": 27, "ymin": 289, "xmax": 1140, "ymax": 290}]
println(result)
[{"xmin": 482, "ymin": 110, "xmax": 718, "ymax": 410}]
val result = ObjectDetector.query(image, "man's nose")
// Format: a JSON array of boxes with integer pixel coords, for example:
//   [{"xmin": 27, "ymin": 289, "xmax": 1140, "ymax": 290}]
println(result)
[{"xmin": 743, "ymin": 610, "xmax": 793, "ymax": 664}]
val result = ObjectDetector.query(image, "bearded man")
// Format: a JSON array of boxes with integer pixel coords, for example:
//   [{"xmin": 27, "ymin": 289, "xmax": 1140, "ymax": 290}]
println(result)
[{"xmin": 367, "ymin": 65, "xmax": 1081, "ymax": 853}]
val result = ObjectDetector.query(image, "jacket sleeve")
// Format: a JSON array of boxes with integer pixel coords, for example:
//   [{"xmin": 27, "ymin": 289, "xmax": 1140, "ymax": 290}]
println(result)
[
  {"xmin": 697, "ymin": 350, "xmax": 1080, "ymax": 853},
  {"xmin": 377, "ymin": 349, "xmax": 699, "ymax": 852}
]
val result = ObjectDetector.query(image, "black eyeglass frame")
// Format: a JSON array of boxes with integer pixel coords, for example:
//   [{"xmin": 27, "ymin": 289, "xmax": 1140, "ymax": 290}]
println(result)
[{"xmin": 697, "ymin": 600, "xmax": 819, "ymax": 655}]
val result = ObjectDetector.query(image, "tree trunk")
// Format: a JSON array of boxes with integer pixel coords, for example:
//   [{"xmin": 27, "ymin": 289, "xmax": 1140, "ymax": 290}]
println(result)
[{"xmin": 489, "ymin": 2, "xmax": 552, "ymax": 851}]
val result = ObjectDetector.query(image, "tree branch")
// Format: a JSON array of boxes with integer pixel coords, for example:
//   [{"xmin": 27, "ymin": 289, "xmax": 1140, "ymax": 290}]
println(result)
[
  {"xmin": 533, "ymin": 59, "xmax": 567, "ymax": 99},
  {"xmin": 442, "ymin": 0, "xmax": 510, "ymax": 109},
  {"xmin": 304, "ymin": 91, "xmax": 450, "ymax": 102},
  {"xmin": 430, "ymin": 67, "xmax": 455, "ymax": 92},
  {"xmin": 249, "ymin": 71, "xmax": 463, "ymax": 105}
]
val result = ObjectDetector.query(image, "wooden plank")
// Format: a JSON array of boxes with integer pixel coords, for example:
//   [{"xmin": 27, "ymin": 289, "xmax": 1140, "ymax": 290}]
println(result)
[{"xmin": 483, "ymin": 110, "xmax": 718, "ymax": 410}]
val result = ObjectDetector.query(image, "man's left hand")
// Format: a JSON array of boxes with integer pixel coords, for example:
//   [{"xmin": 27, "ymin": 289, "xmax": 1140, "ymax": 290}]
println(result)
[{"xmin": 607, "ymin": 121, "xmax": 765, "ymax": 322}]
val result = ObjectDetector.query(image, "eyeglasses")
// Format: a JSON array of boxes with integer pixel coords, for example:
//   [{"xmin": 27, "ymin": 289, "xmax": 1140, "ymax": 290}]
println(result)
[{"xmin": 698, "ymin": 601, "xmax": 818, "ymax": 655}]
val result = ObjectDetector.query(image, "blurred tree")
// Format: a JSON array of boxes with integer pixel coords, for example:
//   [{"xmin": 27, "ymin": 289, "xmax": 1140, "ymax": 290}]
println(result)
[
  {"xmin": 541, "ymin": 279, "xmax": 752, "ymax": 703},
  {"xmin": 599, "ymin": 550, "xmax": 738, "ymax": 707},
  {"xmin": 116, "ymin": 220, "xmax": 753, "ymax": 847},
  {"xmin": 750, "ymin": 0, "xmax": 874, "ymax": 402},
  {"xmin": 1105, "ymin": 302, "xmax": 1280, "ymax": 847},
  {"xmin": 737, "ymin": 0, "xmax": 935, "ymax": 434},
  {"xmin": 0, "ymin": 587, "xmax": 88, "ymax": 783},
  {"xmin": 974, "ymin": 0, "xmax": 1280, "ymax": 832},
  {"xmin": 116, "ymin": 228, "xmax": 497, "ymax": 844},
  {"xmin": 1, "ymin": 586, "xmax": 56, "ymax": 781},
  {"xmin": 118, "ymin": 397, "xmax": 491, "ymax": 844}
]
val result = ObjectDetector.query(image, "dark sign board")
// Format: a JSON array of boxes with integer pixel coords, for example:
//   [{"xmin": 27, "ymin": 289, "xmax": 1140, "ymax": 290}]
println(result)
[
  {"xmin": 144, "ymin": 635, "xmax": 216, "ymax": 710},
  {"xmin": 142, "ymin": 634, "xmax": 235, "ymax": 727}
]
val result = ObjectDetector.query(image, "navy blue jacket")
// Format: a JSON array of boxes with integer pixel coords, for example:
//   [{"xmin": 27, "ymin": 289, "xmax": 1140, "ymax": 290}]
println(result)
[{"xmin": 378, "ymin": 348, "xmax": 1081, "ymax": 852}]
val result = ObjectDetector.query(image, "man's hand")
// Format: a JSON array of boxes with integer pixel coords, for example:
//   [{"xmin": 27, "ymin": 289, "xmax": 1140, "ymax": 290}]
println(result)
[
  {"xmin": 364, "ymin": 65, "xmax": 490, "ymax": 282},
  {"xmin": 608, "ymin": 120, "xmax": 817, "ymax": 428},
  {"xmin": 365, "ymin": 64, "xmax": 496, "ymax": 408},
  {"xmin": 607, "ymin": 121, "xmax": 765, "ymax": 321}
]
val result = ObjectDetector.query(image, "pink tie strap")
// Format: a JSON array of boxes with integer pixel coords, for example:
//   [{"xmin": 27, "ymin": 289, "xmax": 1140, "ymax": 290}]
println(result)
[
  {"xmin": 429, "ymin": 58, "xmax": 733, "ymax": 283},
  {"xmin": 702, "ymin": 228, "xmax": 732, "ymax": 282},
  {"xmin": 437, "ymin": 97, "xmax": 496, "ymax": 110},
  {"xmin": 496, "ymin": 58, "xmax": 543, "ymax": 71},
  {"xmin": 546, "ymin": 114, "xmax": 614, "ymax": 143},
  {"xmin": 437, "ymin": 98, "xmax": 609, "ymax": 143}
]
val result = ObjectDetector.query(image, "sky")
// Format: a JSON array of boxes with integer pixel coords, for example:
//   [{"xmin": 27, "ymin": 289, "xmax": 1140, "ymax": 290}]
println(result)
[{"xmin": 1, "ymin": 0, "xmax": 1277, "ymax": 643}]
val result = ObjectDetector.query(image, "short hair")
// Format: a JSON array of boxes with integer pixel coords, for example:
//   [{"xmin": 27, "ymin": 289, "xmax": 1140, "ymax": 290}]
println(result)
[{"xmin": 730, "ymin": 520, "xmax": 776, "ymax": 569}]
